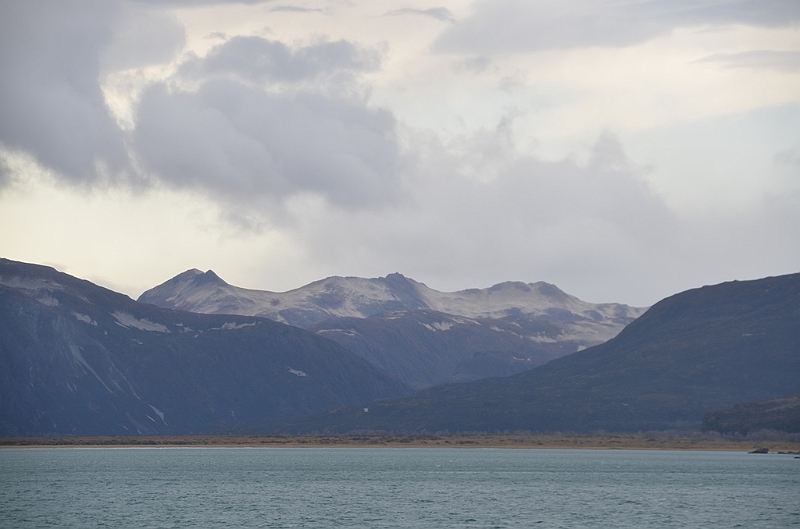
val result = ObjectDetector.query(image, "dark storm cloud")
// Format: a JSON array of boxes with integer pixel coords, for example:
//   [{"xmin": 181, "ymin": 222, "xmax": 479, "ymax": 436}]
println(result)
[
  {"xmin": 133, "ymin": 35, "xmax": 401, "ymax": 208},
  {"xmin": 0, "ymin": 1, "xmax": 186, "ymax": 188},
  {"xmin": 695, "ymin": 51, "xmax": 800, "ymax": 72},
  {"xmin": 0, "ymin": 1, "xmax": 127, "ymax": 185},
  {"xmin": 180, "ymin": 36, "xmax": 381, "ymax": 84},
  {"xmin": 434, "ymin": 0, "xmax": 800, "ymax": 54},
  {"xmin": 383, "ymin": 8, "xmax": 456, "ymax": 22},
  {"xmin": 0, "ymin": 0, "xmax": 401, "ymax": 208},
  {"xmin": 133, "ymin": 79, "xmax": 401, "ymax": 207}
]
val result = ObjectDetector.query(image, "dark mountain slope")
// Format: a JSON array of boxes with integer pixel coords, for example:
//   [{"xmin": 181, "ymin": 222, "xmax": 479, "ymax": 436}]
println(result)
[
  {"xmin": 283, "ymin": 273, "xmax": 800, "ymax": 433},
  {"xmin": 0, "ymin": 259, "xmax": 408, "ymax": 436},
  {"xmin": 702, "ymin": 394, "xmax": 800, "ymax": 434},
  {"xmin": 310, "ymin": 310, "xmax": 573, "ymax": 389}
]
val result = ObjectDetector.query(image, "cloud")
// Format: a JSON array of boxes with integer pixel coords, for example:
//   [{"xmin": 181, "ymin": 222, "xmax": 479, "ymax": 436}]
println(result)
[
  {"xmin": 285, "ymin": 126, "xmax": 681, "ymax": 303},
  {"xmin": 0, "ymin": 1, "xmax": 187, "ymax": 189},
  {"xmin": 775, "ymin": 149, "xmax": 800, "ymax": 171},
  {"xmin": 130, "ymin": 35, "xmax": 400, "ymax": 209},
  {"xmin": 129, "ymin": 0, "xmax": 271, "ymax": 5},
  {"xmin": 100, "ymin": 5, "xmax": 185, "ymax": 73},
  {"xmin": 268, "ymin": 6, "xmax": 327, "ymax": 14},
  {"xmin": 180, "ymin": 36, "xmax": 381, "ymax": 84},
  {"xmin": 384, "ymin": 7, "xmax": 456, "ymax": 22},
  {"xmin": 0, "ymin": 1, "xmax": 128, "ymax": 186},
  {"xmin": 132, "ymin": 79, "xmax": 401, "ymax": 208},
  {"xmin": 280, "ymin": 122, "xmax": 798, "ymax": 306},
  {"xmin": 0, "ymin": 1, "xmax": 400, "ymax": 210},
  {"xmin": 434, "ymin": 0, "xmax": 800, "ymax": 54},
  {"xmin": 695, "ymin": 50, "xmax": 800, "ymax": 72},
  {"xmin": 452, "ymin": 56, "xmax": 492, "ymax": 74}
]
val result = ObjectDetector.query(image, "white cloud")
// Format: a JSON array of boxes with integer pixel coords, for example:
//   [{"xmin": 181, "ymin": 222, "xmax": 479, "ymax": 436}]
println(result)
[
  {"xmin": 100, "ymin": 5, "xmax": 186, "ymax": 73},
  {"xmin": 285, "ymin": 128, "xmax": 686, "ymax": 304},
  {"xmin": 179, "ymin": 35, "xmax": 382, "ymax": 84},
  {"xmin": 695, "ymin": 50, "xmax": 800, "ymax": 72},
  {"xmin": 434, "ymin": 0, "xmax": 800, "ymax": 54},
  {"xmin": 383, "ymin": 7, "xmax": 456, "ymax": 23}
]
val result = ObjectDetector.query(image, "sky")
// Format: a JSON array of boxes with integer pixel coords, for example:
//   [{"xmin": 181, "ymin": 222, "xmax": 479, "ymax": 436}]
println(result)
[{"xmin": 0, "ymin": 0, "xmax": 798, "ymax": 307}]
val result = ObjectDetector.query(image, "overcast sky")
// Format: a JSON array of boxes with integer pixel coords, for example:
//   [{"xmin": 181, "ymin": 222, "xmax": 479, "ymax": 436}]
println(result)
[{"xmin": 1, "ymin": 0, "xmax": 798, "ymax": 306}]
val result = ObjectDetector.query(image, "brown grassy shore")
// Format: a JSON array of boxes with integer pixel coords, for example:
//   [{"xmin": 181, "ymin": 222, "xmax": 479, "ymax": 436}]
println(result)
[{"xmin": 2, "ymin": 433, "xmax": 800, "ymax": 452}]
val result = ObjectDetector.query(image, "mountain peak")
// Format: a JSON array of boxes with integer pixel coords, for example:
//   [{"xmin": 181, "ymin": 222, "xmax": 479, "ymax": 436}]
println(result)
[
  {"xmin": 532, "ymin": 281, "xmax": 569, "ymax": 299},
  {"xmin": 193, "ymin": 269, "xmax": 227, "ymax": 287},
  {"xmin": 383, "ymin": 272, "xmax": 416, "ymax": 286},
  {"xmin": 172, "ymin": 268, "xmax": 203, "ymax": 281},
  {"xmin": 138, "ymin": 268, "xmax": 230, "ymax": 309}
]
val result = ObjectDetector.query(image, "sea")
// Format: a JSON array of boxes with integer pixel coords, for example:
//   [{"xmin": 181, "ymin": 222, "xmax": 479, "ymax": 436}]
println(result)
[{"xmin": 1, "ymin": 447, "xmax": 798, "ymax": 528}]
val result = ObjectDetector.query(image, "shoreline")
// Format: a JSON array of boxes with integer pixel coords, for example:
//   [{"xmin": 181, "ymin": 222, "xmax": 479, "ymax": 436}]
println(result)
[{"xmin": 3, "ymin": 433, "xmax": 800, "ymax": 452}]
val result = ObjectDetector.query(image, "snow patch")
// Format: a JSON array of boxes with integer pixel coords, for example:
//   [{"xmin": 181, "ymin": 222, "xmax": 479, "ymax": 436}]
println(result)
[
  {"xmin": 37, "ymin": 296, "xmax": 59, "ymax": 307},
  {"xmin": 210, "ymin": 322, "xmax": 257, "ymax": 331},
  {"xmin": 422, "ymin": 321, "xmax": 453, "ymax": 332},
  {"xmin": 69, "ymin": 345, "xmax": 114, "ymax": 394},
  {"xmin": 317, "ymin": 328, "xmax": 358, "ymax": 336},
  {"xmin": 528, "ymin": 334, "xmax": 557, "ymax": 343},
  {"xmin": 149, "ymin": 405, "xmax": 167, "ymax": 425},
  {"xmin": 112, "ymin": 312, "xmax": 169, "ymax": 333},
  {"xmin": 71, "ymin": 312, "xmax": 97, "ymax": 326}
]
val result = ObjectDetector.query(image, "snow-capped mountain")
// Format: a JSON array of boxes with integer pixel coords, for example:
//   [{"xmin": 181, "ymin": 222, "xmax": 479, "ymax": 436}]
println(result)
[
  {"xmin": 139, "ymin": 270, "xmax": 647, "ymax": 388},
  {"xmin": 139, "ymin": 270, "xmax": 645, "ymax": 333}
]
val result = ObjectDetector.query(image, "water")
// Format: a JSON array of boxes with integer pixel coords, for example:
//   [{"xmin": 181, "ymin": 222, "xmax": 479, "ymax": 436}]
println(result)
[{"xmin": 1, "ymin": 448, "xmax": 798, "ymax": 528}]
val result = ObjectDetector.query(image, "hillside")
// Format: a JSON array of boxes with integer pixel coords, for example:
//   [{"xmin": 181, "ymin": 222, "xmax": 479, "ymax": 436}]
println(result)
[
  {"xmin": 0, "ymin": 259, "xmax": 408, "ymax": 436},
  {"xmin": 280, "ymin": 273, "xmax": 800, "ymax": 433},
  {"xmin": 309, "ymin": 310, "xmax": 574, "ymax": 389},
  {"xmin": 702, "ymin": 394, "xmax": 800, "ymax": 434}
]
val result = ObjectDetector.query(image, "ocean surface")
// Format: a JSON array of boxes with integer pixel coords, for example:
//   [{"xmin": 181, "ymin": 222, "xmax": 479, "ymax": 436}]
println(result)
[{"xmin": 1, "ymin": 447, "xmax": 798, "ymax": 528}]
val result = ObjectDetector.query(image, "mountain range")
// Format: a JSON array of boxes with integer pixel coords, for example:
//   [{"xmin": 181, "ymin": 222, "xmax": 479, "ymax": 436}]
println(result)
[
  {"xmin": 139, "ymin": 270, "xmax": 645, "ymax": 388},
  {"xmin": 278, "ymin": 273, "xmax": 800, "ymax": 434},
  {"xmin": 3, "ymin": 258, "xmax": 798, "ymax": 437},
  {"xmin": 0, "ymin": 259, "xmax": 408, "ymax": 436}
]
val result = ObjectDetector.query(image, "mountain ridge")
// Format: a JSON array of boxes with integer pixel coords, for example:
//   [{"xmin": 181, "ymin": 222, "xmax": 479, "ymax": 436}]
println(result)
[{"xmin": 139, "ymin": 270, "xmax": 645, "ymax": 329}]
